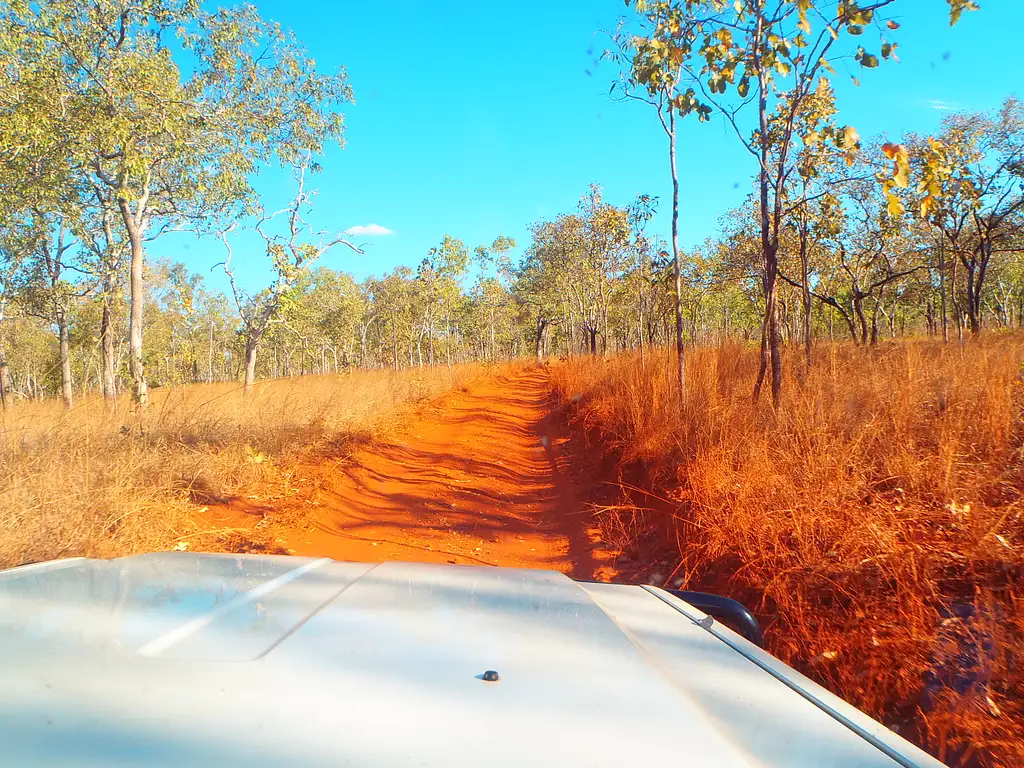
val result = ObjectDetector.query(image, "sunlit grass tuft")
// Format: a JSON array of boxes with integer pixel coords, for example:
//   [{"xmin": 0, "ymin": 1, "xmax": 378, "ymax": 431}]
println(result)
[
  {"xmin": 552, "ymin": 338, "xmax": 1024, "ymax": 767},
  {"xmin": 0, "ymin": 365, "xmax": 484, "ymax": 568}
]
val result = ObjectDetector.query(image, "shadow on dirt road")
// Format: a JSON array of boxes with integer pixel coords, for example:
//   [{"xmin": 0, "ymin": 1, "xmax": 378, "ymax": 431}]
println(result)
[{"xmin": 205, "ymin": 368, "xmax": 616, "ymax": 578}]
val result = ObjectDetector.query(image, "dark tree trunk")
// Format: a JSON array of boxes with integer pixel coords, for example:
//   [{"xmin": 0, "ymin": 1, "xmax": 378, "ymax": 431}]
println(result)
[
  {"xmin": 938, "ymin": 237, "xmax": 949, "ymax": 343},
  {"xmin": 752, "ymin": 15, "xmax": 782, "ymax": 408},
  {"xmin": 208, "ymin": 321, "xmax": 215, "ymax": 384},
  {"xmin": 668, "ymin": 115, "xmax": 685, "ymax": 400},
  {"xmin": 535, "ymin": 318, "xmax": 549, "ymax": 362},
  {"xmin": 0, "ymin": 347, "xmax": 9, "ymax": 411},
  {"xmin": 800, "ymin": 225, "xmax": 812, "ymax": 369},
  {"xmin": 754, "ymin": 242, "xmax": 782, "ymax": 405},
  {"xmin": 100, "ymin": 295, "xmax": 117, "ymax": 400},
  {"xmin": 753, "ymin": 313, "xmax": 769, "ymax": 401},
  {"xmin": 965, "ymin": 259, "xmax": 981, "ymax": 335},
  {"xmin": 118, "ymin": 201, "xmax": 148, "ymax": 407},
  {"xmin": 853, "ymin": 294, "xmax": 869, "ymax": 346},
  {"xmin": 965, "ymin": 238, "xmax": 992, "ymax": 336},
  {"xmin": 57, "ymin": 310, "xmax": 73, "ymax": 409},
  {"xmin": 243, "ymin": 330, "xmax": 263, "ymax": 394}
]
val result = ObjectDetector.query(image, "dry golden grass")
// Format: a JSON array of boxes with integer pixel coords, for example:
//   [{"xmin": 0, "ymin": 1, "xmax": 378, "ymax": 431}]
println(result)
[
  {"xmin": 552, "ymin": 339, "xmax": 1024, "ymax": 767},
  {"xmin": 0, "ymin": 364, "xmax": 485, "ymax": 569}
]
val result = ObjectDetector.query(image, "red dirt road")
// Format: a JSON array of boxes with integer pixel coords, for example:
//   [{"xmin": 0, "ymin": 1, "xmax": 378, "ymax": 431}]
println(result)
[{"xmin": 210, "ymin": 369, "xmax": 615, "ymax": 579}]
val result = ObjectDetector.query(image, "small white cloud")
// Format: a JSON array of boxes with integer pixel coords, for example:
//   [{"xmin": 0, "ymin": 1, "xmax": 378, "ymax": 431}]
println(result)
[
  {"xmin": 929, "ymin": 99, "xmax": 953, "ymax": 111},
  {"xmin": 343, "ymin": 223, "xmax": 394, "ymax": 237}
]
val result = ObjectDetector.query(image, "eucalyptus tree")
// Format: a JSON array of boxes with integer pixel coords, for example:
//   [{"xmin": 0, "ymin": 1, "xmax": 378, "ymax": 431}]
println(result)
[
  {"xmin": 16, "ymin": 214, "xmax": 81, "ymax": 407},
  {"xmin": 278, "ymin": 268, "xmax": 366, "ymax": 371},
  {"xmin": 465, "ymin": 277, "xmax": 510, "ymax": 361},
  {"xmin": 622, "ymin": 0, "xmax": 976, "ymax": 405},
  {"xmin": 416, "ymin": 235, "xmax": 470, "ymax": 366},
  {"xmin": 812, "ymin": 177, "xmax": 926, "ymax": 344},
  {"xmin": 0, "ymin": 224, "xmax": 27, "ymax": 409},
  {"xmin": 611, "ymin": 18, "xmax": 696, "ymax": 393},
  {"xmin": 220, "ymin": 157, "xmax": 363, "ymax": 393},
  {"xmin": 472, "ymin": 236, "xmax": 517, "ymax": 361},
  {"xmin": 515, "ymin": 221, "xmax": 566, "ymax": 361},
  {"xmin": 0, "ymin": 8, "xmax": 77, "ymax": 408},
  {"xmin": 372, "ymin": 267, "xmax": 418, "ymax": 370},
  {"xmin": 911, "ymin": 98, "xmax": 1024, "ymax": 335},
  {"xmin": 543, "ymin": 187, "xmax": 627, "ymax": 355},
  {"xmin": 769, "ymin": 80, "xmax": 845, "ymax": 366},
  {"xmin": 3, "ymin": 0, "xmax": 353, "ymax": 405},
  {"xmin": 75, "ymin": 192, "xmax": 128, "ymax": 399},
  {"xmin": 622, "ymin": 195, "xmax": 659, "ymax": 366}
]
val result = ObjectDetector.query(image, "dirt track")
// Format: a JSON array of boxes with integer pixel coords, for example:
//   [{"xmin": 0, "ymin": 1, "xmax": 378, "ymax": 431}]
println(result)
[{"xmin": 208, "ymin": 369, "xmax": 615, "ymax": 579}]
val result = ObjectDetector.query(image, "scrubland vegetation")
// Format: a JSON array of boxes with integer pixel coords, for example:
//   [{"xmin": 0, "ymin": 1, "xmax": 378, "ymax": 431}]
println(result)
[
  {"xmin": 0, "ymin": 364, "xmax": 481, "ymax": 569},
  {"xmin": 553, "ymin": 339, "xmax": 1023, "ymax": 766},
  {"xmin": 3, "ymin": 0, "xmax": 1024, "ymax": 763}
]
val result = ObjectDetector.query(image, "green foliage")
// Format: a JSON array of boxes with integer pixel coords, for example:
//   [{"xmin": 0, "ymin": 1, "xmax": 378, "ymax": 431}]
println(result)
[
  {"xmin": 0, "ymin": 0, "xmax": 1013, "ymax": 411},
  {"xmin": 0, "ymin": 0, "xmax": 353, "ymax": 228}
]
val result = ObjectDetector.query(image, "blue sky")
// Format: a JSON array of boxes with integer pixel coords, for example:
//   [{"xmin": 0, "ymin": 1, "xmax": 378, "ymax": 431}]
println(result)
[{"xmin": 157, "ymin": 0, "xmax": 1023, "ymax": 295}]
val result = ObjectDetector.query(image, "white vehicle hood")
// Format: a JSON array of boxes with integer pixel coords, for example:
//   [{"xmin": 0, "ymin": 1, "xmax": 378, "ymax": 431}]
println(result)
[{"xmin": 0, "ymin": 553, "xmax": 943, "ymax": 767}]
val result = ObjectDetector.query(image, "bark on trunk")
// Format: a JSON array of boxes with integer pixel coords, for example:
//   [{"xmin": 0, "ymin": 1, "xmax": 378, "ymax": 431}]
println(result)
[
  {"xmin": 57, "ymin": 311, "xmax": 73, "ymax": 409},
  {"xmin": 753, "ymin": 243, "xmax": 783, "ymax": 405},
  {"xmin": 535, "ymin": 318, "xmax": 549, "ymax": 362},
  {"xmin": 938, "ymin": 237, "xmax": 949, "ymax": 343},
  {"xmin": 950, "ymin": 255, "xmax": 963, "ymax": 343},
  {"xmin": 0, "ymin": 347, "xmax": 9, "ymax": 411},
  {"xmin": 965, "ymin": 260, "xmax": 981, "ymax": 335},
  {"xmin": 870, "ymin": 299, "xmax": 881, "ymax": 345},
  {"xmin": 119, "ymin": 202, "xmax": 148, "ymax": 407},
  {"xmin": 668, "ymin": 120, "xmax": 686, "ymax": 400},
  {"xmin": 243, "ymin": 333, "xmax": 261, "ymax": 394},
  {"xmin": 853, "ymin": 294, "xmax": 869, "ymax": 346},
  {"xmin": 799, "ymin": 223, "xmax": 812, "ymax": 369},
  {"xmin": 753, "ymin": 312, "xmax": 769, "ymax": 400},
  {"xmin": 100, "ymin": 295, "xmax": 117, "ymax": 400},
  {"xmin": 489, "ymin": 309, "xmax": 496, "ymax": 362},
  {"xmin": 752, "ymin": 36, "xmax": 781, "ymax": 407},
  {"xmin": 965, "ymin": 239, "xmax": 991, "ymax": 336},
  {"xmin": 208, "ymin": 321, "xmax": 215, "ymax": 384},
  {"xmin": 637, "ymin": 295, "xmax": 646, "ymax": 370}
]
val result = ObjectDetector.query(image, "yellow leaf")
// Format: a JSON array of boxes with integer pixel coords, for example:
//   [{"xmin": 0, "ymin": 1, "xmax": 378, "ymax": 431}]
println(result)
[
  {"xmin": 894, "ymin": 162, "xmax": 909, "ymax": 188},
  {"xmin": 886, "ymin": 192, "xmax": 905, "ymax": 217}
]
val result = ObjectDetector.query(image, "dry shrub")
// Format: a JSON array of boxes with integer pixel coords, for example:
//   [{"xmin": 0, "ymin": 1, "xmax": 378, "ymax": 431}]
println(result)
[
  {"xmin": 552, "ymin": 339, "xmax": 1024, "ymax": 767},
  {"xmin": 0, "ymin": 364, "xmax": 484, "ymax": 570}
]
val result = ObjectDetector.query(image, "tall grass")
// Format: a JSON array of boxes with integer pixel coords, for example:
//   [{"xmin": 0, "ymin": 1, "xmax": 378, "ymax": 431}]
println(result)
[
  {"xmin": 0, "ymin": 365, "xmax": 483, "ymax": 569},
  {"xmin": 552, "ymin": 339, "xmax": 1023, "ymax": 767}
]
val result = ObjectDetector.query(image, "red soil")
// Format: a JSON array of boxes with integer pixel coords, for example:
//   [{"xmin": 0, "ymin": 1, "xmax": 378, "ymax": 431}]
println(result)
[{"xmin": 204, "ymin": 369, "xmax": 617, "ymax": 579}]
